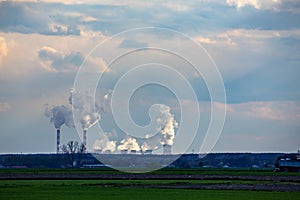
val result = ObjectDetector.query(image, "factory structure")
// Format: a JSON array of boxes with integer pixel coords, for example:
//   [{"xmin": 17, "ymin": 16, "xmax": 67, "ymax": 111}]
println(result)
[
  {"xmin": 52, "ymin": 126, "xmax": 174, "ymax": 155},
  {"xmin": 93, "ymin": 144, "xmax": 172, "ymax": 155}
]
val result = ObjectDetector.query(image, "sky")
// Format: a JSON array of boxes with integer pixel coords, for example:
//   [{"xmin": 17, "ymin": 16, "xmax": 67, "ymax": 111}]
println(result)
[{"xmin": 0, "ymin": 0, "xmax": 300, "ymax": 154}]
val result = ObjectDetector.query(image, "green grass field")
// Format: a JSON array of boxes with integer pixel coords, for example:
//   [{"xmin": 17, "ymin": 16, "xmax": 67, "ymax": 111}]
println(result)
[
  {"xmin": 0, "ymin": 180, "xmax": 299, "ymax": 200},
  {"xmin": 0, "ymin": 168, "xmax": 299, "ymax": 176},
  {"xmin": 0, "ymin": 168, "xmax": 299, "ymax": 199}
]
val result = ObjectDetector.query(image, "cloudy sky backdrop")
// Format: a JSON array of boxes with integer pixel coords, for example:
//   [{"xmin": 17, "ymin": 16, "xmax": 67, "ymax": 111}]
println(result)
[{"xmin": 0, "ymin": 0, "xmax": 299, "ymax": 153}]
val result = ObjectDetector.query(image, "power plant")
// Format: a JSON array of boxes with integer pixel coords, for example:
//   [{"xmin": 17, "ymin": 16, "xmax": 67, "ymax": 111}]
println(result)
[{"xmin": 46, "ymin": 94, "xmax": 178, "ymax": 156}]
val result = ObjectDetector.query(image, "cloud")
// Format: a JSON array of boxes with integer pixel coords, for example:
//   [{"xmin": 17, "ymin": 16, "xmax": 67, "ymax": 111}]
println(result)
[
  {"xmin": 219, "ymin": 29, "xmax": 300, "ymax": 40},
  {"xmin": 0, "ymin": 1, "xmax": 81, "ymax": 35},
  {"xmin": 180, "ymin": 100, "xmax": 300, "ymax": 122},
  {"xmin": 0, "ymin": 0, "xmax": 126, "ymax": 5},
  {"xmin": 47, "ymin": 23, "xmax": 81, "ymax": 35},
  {"xmin": 226, "ymin": 0, "xmax": 281, "ymax": 10},
  {"xmin": 119, "ymin": 38, "xmax": 148, "ymax": 49},
  {"xmin": 227, "ymin": 101, "xmax": 300, "ymax": 121},
  {"xmin": 0, "ymin": 0, "xmax": 299, "ymax": 154},
  {"xmin": 195, "ymin": 36, "xmax": 216, "ymax": 44},
  {"xmin": 0, "ymin": 36, "xmax": 8, "ymax": 65},
  {"xmin": 162, "ymin": 2, "xmax": 191, "ymax": 12},
  {"xmin": 195, "ymin": 29, "xmax": 300, "ymax": 48},
  {"xmin": 37, "ymin": 46, "xmax": 109, "ymax": 73},
  {"xmin": 38, "ymin": 46, "xmax": 84, "ymax": 72},
  {"xmin": 0, "ymin": 101, "xmax": 11, "ymax": 112},
  {"xmin": 277, "ymin": 0, "xmax": 300, "ymax": 14}
]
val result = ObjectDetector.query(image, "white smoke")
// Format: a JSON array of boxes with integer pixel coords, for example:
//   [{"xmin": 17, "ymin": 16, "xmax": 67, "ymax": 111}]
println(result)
[
  {"xmin": 93, "ymin": 130, "xmax": 117, "ymax": 153},
  {"xmin": 44, "ymin": 104, "xmax": 74, "ymax": 129},
  {"xmin": 160, "ymin": 115, "xmax": 178, "ymax": 145},
  {"xmin": 69, "ymin": 89, "xmax": 111, "ymax": 130},
  {"xmin": 114, "ymin": 104, "xmax": 178, "ymax": 152},
  {"xmin": 141, "ymin": 104, "xmax": 178, "ymax": 151},
  {"xmin": 141, "ymin": 141, "xmax": 152, "ymax": 152},
  {"xmin": 117, "ymin": 136, "xmax": 141, "ymax": 151},
  {"xmin": 93, "ymin": 137, "xmax": 116, "ymax": 153}
]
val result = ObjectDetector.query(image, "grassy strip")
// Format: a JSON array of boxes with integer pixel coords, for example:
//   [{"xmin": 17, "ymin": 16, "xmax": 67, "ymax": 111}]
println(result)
[
  {"xmin": 0, "ymin": 180, "xmax": 299, "ymax": 200},
  {"xmin": 0, "ymin": 179, "xmax": 274, "ymax": 186},
  {"xmin": 1, "ymin": 179, "xmax": 299, "ymax": 189},
  {"xmin": 1, "ymin": 168, "xmax": 299, "ymax": 176}
]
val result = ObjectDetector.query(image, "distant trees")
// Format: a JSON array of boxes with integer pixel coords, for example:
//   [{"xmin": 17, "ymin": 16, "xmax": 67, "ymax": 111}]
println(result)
[{"xmin": 62, "ymin": 141, "xmax": 85, "ymax": 168}]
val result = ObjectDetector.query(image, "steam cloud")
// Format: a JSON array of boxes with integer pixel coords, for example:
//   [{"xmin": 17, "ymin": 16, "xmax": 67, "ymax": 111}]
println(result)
[
  {"xmin": 45, "ymin": 89, "xmax": 111, "ymax": 130},
  {"xmin": 94, "ymin": 104, "xmax": 178, "ymax": 153},
  {"xmin": 155, "ymin": 104, "xmax": 178, "ymax": 145},
  {"xmin": 44, "ymin": 104, "xmax": 74, "ymax": 129},
  {"xmin": 93, "ymin": 136, "xmax": 116, "ymax": 153},
  {"xmin": 141, "ymin": 104, "xmax": 178, "ymax": 151},
  {"xmin": 93, "ymin": 129, "xmax": 117, "ymax": 153},
  {"xmin": 69, "ymin": 89, "xmax": 111, "ymax": 130},
  {"xmin": 118, "ymin": 136, "xmax": 141, "ymax": 151}
]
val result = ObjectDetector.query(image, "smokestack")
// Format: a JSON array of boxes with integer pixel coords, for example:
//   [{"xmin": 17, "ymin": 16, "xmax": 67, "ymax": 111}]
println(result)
[
  {"xmin": 163, "ymin": 144, "xmax": 172, "ymax": 155},
  {"xmin": 83, "ymin": 129, "xmax": 87, "ymax": 153},
  {"xmin": 56, "ymin": 129, "xmax": 60, "ymax": 153}
]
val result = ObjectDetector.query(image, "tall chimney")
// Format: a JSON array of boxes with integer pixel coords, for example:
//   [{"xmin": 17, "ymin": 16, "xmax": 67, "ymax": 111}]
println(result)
[
  {"xmin": 83, "ymin": 129, "xmax": 87, "ymax": 153},
  {"xmin": 56, "ymin": 129, "xmax": 60, "ymax": 153},
  {"xmin": 163, "ymin": 144, "xmax": 172, "ymax": 155}
]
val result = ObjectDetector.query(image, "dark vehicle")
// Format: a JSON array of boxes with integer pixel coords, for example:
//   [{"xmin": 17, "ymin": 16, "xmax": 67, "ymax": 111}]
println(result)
[{"xmin": 274, "ymin": 153, "xmax": 300, "ymax": 172}]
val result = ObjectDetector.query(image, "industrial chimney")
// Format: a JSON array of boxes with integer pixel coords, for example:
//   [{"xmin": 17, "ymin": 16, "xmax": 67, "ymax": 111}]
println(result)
[
  {"xmin": 163, "ymin": 144, "xmax": 172, "ymax": 155},
  {"xmin": 56, "ymin": 129, "xmax": 60, "ymax": 153},
  {"xmin": 83, "ymin": 129, "xmax": 87, "ymax": 153}
]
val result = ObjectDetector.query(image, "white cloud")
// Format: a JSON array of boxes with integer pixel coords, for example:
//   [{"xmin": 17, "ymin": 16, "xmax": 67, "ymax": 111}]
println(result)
[
  {"xmin": 0, "ymin": 36, "xmax": 8, "ymax": 65},
  {"xmin": 219, "ymin": 29, "xmax": 300, "ymax": 40},
  {"xmin": 48, "ymin": 23, "xmax": 69, "ymax": 34},
  {"xmin": 227, "ymin": 101, "xmax": 300, "ymax": 121},
  {"xmin": 0, "ymin": 1, "xmax": 81, "ymax": 35},
  {"xmin": 37, "ymin": 46, "xmax": 109, "ymax": 74},
  {"xmin": 195, "ymin": 36, "xmax": 216, "ymax": 44},
  {"xmin": 0, "ymin": 0, "xmax": 127, "ymax": 5},
  {"xmin": 38, "ymin": 46, "xmax": 82, "ymax": 72},
  {"xmin": 226, "ymin": 0, "xmax": 281, "ymax": 9},
  {"xmin": 180, "ymin": 100, "xmax": 300, "ymax": 121},
  {"xmin": 0, "ymin": 101, "xmax": 11, "ymax": 112},
  {"xmin": 162, "ymin": 2, "xmax": 191, "ymax": 12},
  {"xmin": 195, "ymin": 29, "xmax": 300, "ymax": 49}
]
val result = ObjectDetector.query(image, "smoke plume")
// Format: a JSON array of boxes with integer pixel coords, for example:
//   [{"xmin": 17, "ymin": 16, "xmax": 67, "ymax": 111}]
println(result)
[
  {"xmin": 113, "ymin": 104, "xmax": 178, "ymax": 153},
  {"xmin": 44, "ymin": 104, "xmax": 74, "ymax": 129},
  {"xmin": 93, "ymin": 137, "xmax": 116, "ymax": 153},
  {"xmin": 141, "ymin": 104, "xmax": 178, "ymax": 151},
  {"xmin": 93, "ymin": 129, "xmax": 118, "ymax": 153},
  {"xmin": 69, "ymin": 89, "xmax": 111, "ymax": 130},
  {"xmin": 159, "ymin": 114, "xmax": 178, "ymax": 145},
  {"xmin": 118, "ymin": 136, "xmax": 141, "ymax": 151}
]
